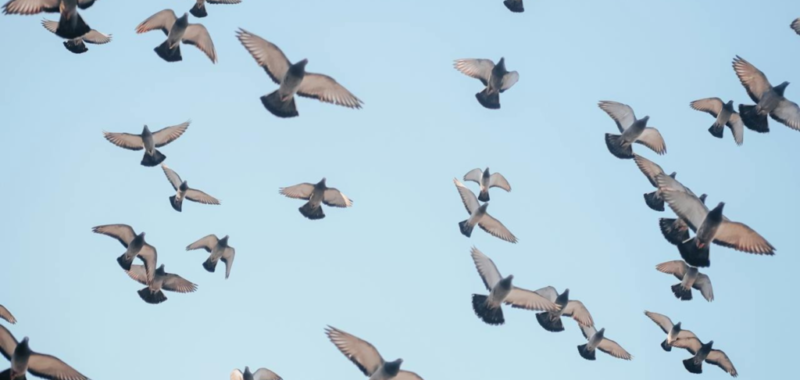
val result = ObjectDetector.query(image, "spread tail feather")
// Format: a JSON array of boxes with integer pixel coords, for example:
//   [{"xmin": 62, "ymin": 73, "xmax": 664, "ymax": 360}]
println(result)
[
  {"xmin": 605, "ymin": 133, "xmax": 634, "ymax": 159},
  {"xmin": 261, "ymin": 90, "xmax": 299, "ymax": 118},
  {"xmin": 472, "ymin": 294, "xmax": 504, "ymax": 325},
  {"xmin": 578, "ymin": 344, "xmax": 596, "ymax": 361},
  {"xmin": 683, "ymin": 357, "xmax": 703, "ymax": 374},
  {"xmin": 138, "ymin": 288, "xmax": 167, "ymax": 304},
  {"xmin": 536, "ymin": 312, "xmax": 565, "ymax": 332},
  {"xmin": 141, "ymin": 149, "xmax": 166, "ymax": 167},
  {"xmin": 459, "ymin": 220, "xmax": 474, "ymax": 237},
  {"xmin": 117, "ymin": 254, "xmax": 134, "ymax": 271},
  {"xmin": 56, "ymin": 12, "xmax": 90, "ymax": 39},
  {"xmin": 708, "ymin": 123, "xmax": 724, "ymax": 138},
  {"xmin": 661, "ymin": 339, "xmax": 673, "ymax": 352},
  {"xmin": 738, "ymin": 104, "xmax": 769, "ymax": 133},
  {"xmin": 644, "ymin": 191, "xmax": 665, "ymax": 211},
  {"xmin": 478, "ymin": 189, "xmax": 490, "ymax": 202},
  {"xmin": 504, "ymin": 0, "xmax": 524, "ymax": 13},
  {"xmin": 63, "ymin": 39, "xmax": 88, "ymax": 54},
  {"xmin": 203, "ymin": 257, "xmax": 218, "ymax": 273},
  {"xmin": 671, "ymin": 283, "xmax": 693, "ymax": 301},
  {"xmin": 678, "ymin": 238, "xmax": 711, "ymax": 268},
  {"xmin": 189, "ymin": 3, "xmax": 208, "ymax": 17},
  {"xmin": 659, "ymin": 218, "xmax": 688, "ymax": 246},
  {"xmin": 475, "ymin": 88, "xmax": 500, "ymax": 109},
  {"xmin": 299, "ymin": 202, "xmax": 324, "ymax": 220},
  {"xmin": 154, "ymin": 40, "xmax": 182, "ymax": 62},
  {"xmin": 169, "ymin": 195, "xmax": 183, "ymax": 212}
]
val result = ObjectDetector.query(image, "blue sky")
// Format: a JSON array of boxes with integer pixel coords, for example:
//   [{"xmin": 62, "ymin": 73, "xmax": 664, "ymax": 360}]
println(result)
[{"xmin": 0, "ymin": 0, "xmax": 797, "ymax": 378}]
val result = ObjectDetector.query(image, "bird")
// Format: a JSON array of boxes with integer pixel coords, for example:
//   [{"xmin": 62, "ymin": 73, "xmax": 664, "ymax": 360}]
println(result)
[
  {"xmin": 793, "ymin": 18, "xmax": 800, "ymax": 35},
  {"xmin": 690, "ymin": 98, "xmax": 744, "ymax": 145},
  {"xmin": 236, "ymin": 28, "xmax": 363, "ymax": 118},
  {"xmin": 733, "ymin": 56, "xmax": 800, "ymax": 133},
  {"xmin": 532, "ymin": 287, "xmax": 593, "ymax": 332},
  {"xmin": 657, "ymin": 173, "xmax": 775, "ymax": 267},
  {"xmin": 453, "ymin": 57, "xmax": 519, "ymax": 109},
  {"xmin": 126, "ymin": 264, "xmax": 197, "ymax": 304},
  {"xmin": 644, "ymin": 311, "xmax": 698, "ymax": 352},
  {"xmin": 3, "ymin": 0, "xmax": 94, "ymax": 39},
  {"xmin": 41, "ymin": 19, "xmax": 110, "ymax": 54},
  {"xmin": 503, "ymin": 0, "xmax": 524, "ymax": 13},
  {"xmin": 633, "ymin": 154, "xmax": 675, "ymax": 212},
  {"xmin": 0, "ymin": 306, "xmax": 15, "ymax": 325},
  {"xmin": 598, "ymin": 101, "xmax": 666, "ymax": 159},
  {"xmin": 577, "ymin": 325, "xmax": 632, "ymax": 361},
  {"xmin": 659, "ymin": 194, "xmax": 707, "ymax": 246},
  {"xmin": 469, "ymin": 247, "xmax": 558, "ymax": 325},
  {"xmin": 454, "ymin": 179, "xmax": 517, "ymax": 243},
  {"xmin": 0, "ymin": 325, "xmax": 89, "ymax": 380},
  {"xmin": 462, "ymin": 167, "xmax": 511, "ymax": 202},
  {"xmin": 279, "ymin": 178, "xmax": 353, "ymax": 220},
  {"xmin": 101, "ymin": 121, "xmax": 189, "ymax": 167},
  {"xmin": 185, "ymin": 234, "xmax": 235, "ymax": 279},
  {"xmin": 325, "ymin": 326, "xmax": 424, "ymax": 380},
  {"xmin": 189, "ymin": 0, "xmax": 241, "ymax": 18},
  {"xmin": 161, "ymin": 164, "xmax": 220, "ymax": 212},
  {"xmin": 656, "ymin": 260, "xmax": 714, "ymax": 302},
  {"xmin": 230, "ymin": 367, "xmax": 281, "ymax": 380},
  {"xmin": 680, "ymin": 339, "xmax": 738, "ymax": 377},
  {"xmin": 136, "ymin": 10, "xmax": 216, "ymax": 63},
  {"xmin": 92, "ymin": 224, "xmax": 157, "ymax": 282}
]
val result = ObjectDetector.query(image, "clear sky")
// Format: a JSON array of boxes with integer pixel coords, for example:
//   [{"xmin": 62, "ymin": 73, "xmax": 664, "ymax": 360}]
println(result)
[{"xmin": 0, "ymin": 0, "xmax": 797, "ymax": 379}]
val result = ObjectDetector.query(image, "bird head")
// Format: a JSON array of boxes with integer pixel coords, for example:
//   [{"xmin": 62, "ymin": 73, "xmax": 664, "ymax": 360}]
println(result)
[
  {"xmin": 499, "ymin": 275, "xmax": 514, "ymax": 289},
  {"xmin": 704, "ymin": 340, "xmax": 714, "ymax": 350},
  {"xmin": 177, "ymin": 13, "xmax": 189, "ymax": 25},
  {"xmin": 243, "ymin": 367, "xmax": 252, "ymax": 376},
  {"xmin": 298, "ymin": 58, "xmax": 309, "ymax": 67},
  {"xmin": 156, "ymin": 265, "xmax": 166, "ymax": 275},
  {"xmin": 318, "ymin": 177, "xmax": 327, "ymax": 187},
  {"xmin": 699, "ymin": 194, "xmax": 708, "ymax": 203},
  {"xmin": 497, "ymin": 57, "xmax": 506, "ymax": 68},
  {"xmin": 220, "ymin": 235, "xmax": 229, "ymax": 245},
  {"xmin": 669, "ymin": 172, "xmax": 677, "ymax": 179},
  {"xmin": 16, "ymin": 337, "xmax": 31, "ymax": 355},
  {"xmin": 142, "ymin": 125, "xmax": 151, "ymax": 134},
  {"xmin": 711, "ymin": 202, "xmax": 725, "ymax": 215},
  {"xmin": 483, "ymin": 167, "xmax": 490, "ymax": 176},
  {"xmin": 478, "ymin": 203, "xmax": 489, "ymax": 213},
  {"xmin": 775, "ymin": 81, "xmax": 790, "ymax": 96},
  {"xmin": 640, "ymin": 115, "xmax": 650, "ymax": 124},
  {"xmin": 596, "ymin": 328, "xmax": 606, "ymax": 338},
  {"xmin": 725, "ymin": 100, "xmax": 734, "ymax": 108},
  {"xmin": 180, "ymin": 181, "xmax": 189, "ymax": 191},
  {"xmin": 384, "ymin": 359, "xmax": 403, "ymax": 376}
]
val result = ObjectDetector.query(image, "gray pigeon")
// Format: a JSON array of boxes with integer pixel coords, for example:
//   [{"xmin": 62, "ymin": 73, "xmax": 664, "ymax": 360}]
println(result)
[
  {"xmin": 186, "ymin": 234, "xmax": 235, "ymax": 279},
  {"xmin": 3, "ymin": 0, "xmax": 95, "ymax": 39},
  {"xmin": 633, "ymin": 154, "xmax": 675, "ymax": 212},
  {"xmin": 690, "ymin": 98, "xmax": 744, "ymax": 145},
  {"xmin": 236, "ymin": 28, "xmax": 363, "ymax": 118},
  {"xmin": 41, "ymin": 18, "xmax": 110, "ymax": 54},
  {"xmin": 680, "ymin": 339, "xmax": 738, "ymax": 377},
  {"xmin": 325, "ymin": 326, "xmax": 424, "ymax": 380},
  {"xmin": 503, "ymin": 0, "xmax": 524, "ymax": 13},
  {"xmin": 454, "ymin": 179, "xmax": 517, "ymax": 243},
  {"xmin": 659, "ymin": 194, "xmax": 707, "ymax": 245},
  {"xmin": 92, "ymin": 224, "xmax": 157, "ymax": 283},
  {"xmin": 189, "ymin": 0, "xmax": 241, "ymax": 18},
  {"xmin": 644, "ymin": 311, "xmax": 698, "ymax": 352},
  {"xmin": 102, "ymin": 121, "xmax": 189, "ymax": 167},
  {"xmin": 577, "ymin": 325, "xmax": 632, "ymax": 361},
  {"xmin": 656, "ymin": 260, "xmax": 714, "ymax": 302},
  {"xmin": 161, "ymin": 164, "xmax": 220, "ymax": 212},
  {"xmin": 136, "ymin": 10, "xmax": 216, "ymax": 63},
  {"xmin": 454, "ymin": 57, "xmax": 519, "ymax": 109},
  {"xmin": 733, "ymin": 56, "xmax": 800, "ymax": 133},
  {"xmin": 532, "ymin": 287, "xmax": 593, "ymax": 332},
  {"xmin": 463, "ymin": 167, "xmax": 511, "ymax": 202},
  {"xmin": 230, "ymin": 367, "xmax": 281, "ymax": 380},
  {"xmin": 599, "ymin": 101, "xmax": 667, "ymax": 159},
  {"xmin": 0, "ymin": 306, "xmax": 15, "ymax": 325},
  {"xmin": 0, "ymin": 325, "xmax": 89, "ymax": 380},
  {"xmin": 279, "ymin": 178, "xmax": 353, "ymax": 220},
  {"xmin": 126, "ymin": 264, "xmax": 197, "ymax": 304}
]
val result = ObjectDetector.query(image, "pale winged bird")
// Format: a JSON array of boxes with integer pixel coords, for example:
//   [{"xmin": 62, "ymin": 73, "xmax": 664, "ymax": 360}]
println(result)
[
  {"xmin": 470, "ymin": 247, "xmax": 558, "ymax": 325},
  {"xmin": 577, "ymin": 325, "xmax": 632, "ymax": 361},
  {"xmin": 656, "ymin": 260, "xmax": 714, "ymax": 302},
  {"xmin": 102, "ymin": 121, "xmax": 189, "ymax": 167},
  {"xmin": 41, "ymin": 19, "xmax": 110, "ymax": 54},
  {"xmin": 599, "ymin": 101, "xmax": 666, "ymax": 159},
  {"xmin": 0, "ymin": 306, "xmax": 15, "ymax": 325},
  {"xmin": 3, "ymin": 0, "xmax": 95, "ymax": 39},
  {"xmin": 454, "ymin": 179, "xmax": 517, "ymax": 243},
  {"xmin": 136, "ymin": 10, "xmax": 216, "ymax": 63},
  {"xmin": 644, "ymin": 311, "xmax": 698, "ymax": 352},
  {"xmin": 454, "ymin": 57, "xmax": 518, "ymax": 109},
  {"xmin": 0, "ymin": 325, "xmax": 89, "ymax": 380},
  {"xmin": 279, "ymin": 178, "xmax": 353, "ymax": 220},
  {"xmin": 161, "ymin": 164, "xmax": 220, "ymax": 212},
  {"xmin": 189, "ymin": 0, "xmax": 240, "ymax": 18},
  {"xmin": 185, "ymin": 234, "xmax": 235, "ymax": 279},
  {"xmin": 92, "ymin": 224, "xmax": 157, "ymax": 283},
  {"xmin": 532, "ymin": 287, "xmax": 593, "ymax": 332},
  {"xmin": 659, "ymin": 194, "xmax": 707, "ymax": 245},
  {"xmin": 633, "ymin": 154, "xmax": 675, "ymax": 212},
  {"xmin": 463, "ymin": 167, "xmax": 511, "ymax": 202},
  {"xmin": 326, "ymin": 326, "xmax": 424, "ymax": 380},
  {"xmin": 690, "ymin": 98, "xmax": 744, "ymax": 145},
  {"xmin": 126, "ymin": 264, "xmax": 197, "ymax": 304},
  {"xmin": 230, "ymin": 367, "xmax": 281, "ymax": 380},
  {"xmin": 733, "ymin": 56, "xmax": 800, "ymax": 133},
  {"xmin": 236, "ymin": 28, "xmax": 362, "ymax": 118},
  {"xmin": 503, "ymin": 0, "xmax": 524, "ymax": 13},
  {"xmin": 680, "ymin": 339, "xmax": 738, "ymax": 377}
]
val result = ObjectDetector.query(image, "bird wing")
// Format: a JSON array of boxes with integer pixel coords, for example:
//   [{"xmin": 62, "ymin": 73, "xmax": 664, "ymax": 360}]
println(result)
[
  {"xmin": 102, "ymin": 132, "xmax": 144, "ymax": 151},
  {"xmin": 395, "ymin": 371, "xmax": 424, "ymax": 380},
  {"xmin": 279, "ymin": 183, "xmax": 315, "ymax": 200},
  {"xmin": 706, "ymin": 350, "xmax": 738, "ymax": 377},
  {"xmin": 727, "ymin": 113, "xmax": 744, "ymax": 146},
  {"xmin": 186, "ymin": 234, "xmax": 218, "ymax": 253},
  {"xmin": 252, "ymin": 368, "xmax": 282, "ymax": 380},
  {"xmin": 162, "ymin": 273, "xmax": 198, "ymax": 293},
  {"xmin": 92, "ymin": 224, "xmax": 136, "ymax": 247},
  {"xmin": 505, "ymin": 287, "xmax": 559, "ymax": 311},
  {"xmin": 463, "ymin": 168, "xmax": 483, "ymax": 184},
  {"xmin": 0, "ymin": 305, "xmax": 15, "ymax": 324},
  {"xmin": 152, "ymin": 122, "xmax": 189, "ymax": 147},
  {"xmin": 161, "ymin": 164, "xmax": 183, "ymax": 190},
  {"xmin": 533, "ymin": 286, "xmax": 558, "ymax": 303},
  {"xmin": 125, "ymin": 265, "xmax": 148, "ymax": 285},
  {"xmin": 635, "ymin": 128, "xmax": 667, "ymax": 155},
  {"xmin": 770, "ymin": 99, "xmax": 800, "ymax": 131},
  {"xmin": 597, "ymin": 338, "xmax": 632, "ymax": 360},
  {"xmin": 657, "ymin": 175, "xmax": 708, "ymax": 231},
  {"xmin": 82, "ymin": 29, "xmax": 112, "ymax": 44},
  {"xmin": 41, "ymin": 19, "xmax": 58, "ymax": 34},
  {"xmin": 500, "ymin": 71, "xmax": 519, "ymax": 93},
  {"xmin": 633, "ymin": 154, "xmax": 665, "ymax": 187},
  {"xmin": 453, "ymin": 59, "xmax": 494, "ymax": 86},
  {"xmin": 186, "ymin": 189, "xmax": 221, "ymax": 205},
  {"xmin": 454, "ymin": 178, "xmax": 480, "ymax": 214},
  {"xmin": 230, "ymin": 369, "xmax": 243, "ymax": 380},
  {"xmin": 221, "ymin": 247, "xmax": 235, "ymax": 279},
  {"xmin": 655, "ymin": 260, "xmax": 687, "ymax": 278},
  {"xmin": 672, "ymin": 337, "xmax": 702, "ymax": 354},
  {"xmin": 138, "ymin": 244, "xmax": 158, "ymax": 284},
  {"xmin": 0, "ymin": 325, "xmax": 18, "ymax": 361},
  {"xmin": 693, "ymin": 273, "xmax": 714, "ymax": 302},
  {"xmin": 297, "ymin": 73, "xmax": 363, "ymax": 109},
  {"xmin": 562, "ymin": 301, "xmax": 594, "ymax": 327},
  {"xmin": 183, "ymin": 24, "xmax": 217, "ymax": 63},
  {"xmin": 27, "ymin": 353, "xmax": 89, "ymax": 380},
  {"xmin": 323, "ymin": 188, "xmax": 353, "ymax": 208},
  {"xmin": 2, "ymin": 0, "xmax": 59, "ymax": 15},
  {"xmin": 732, "ymin": 55, "xmax": 772, "ymax": 103},
  {"xmin": 236, "ymin": 28, "xmax": 292, "ymax": 84},
  {"xmin": 478, "ymin": 214, "xmax": 518, "ymax": 243},
  {"xmin": 488, "ymin": 173, "xmax": 511, "ymax": 192},
  {"xmin": 135, "ymin": 9, "xmax": 177, "ymax": 35},
  {"xmin": 579, "ymin": 324, "xmax": 596, "ymax": 341},
  {"xmin": 470, "ymin": 246, "xmax": 502, "ymax": 291},
  {"xmin": 325, "ymin": 326, "xmax": 384, "ymax": 377},
  {"xmin": 654, "ymin": 172, "xmax": 693, "ymax": 194},
  {"xmin": 598, "ymin": 101, "xmax": 636, "ymax": 132},
  {"xmin": 690, "ymin": 98, "xmax": 723, "ymax": 118},
  {"xmin": 644, "ymin": 311, "xmax": 674, "ymax": 334},
  {"xmin": 713, "ymin": 220, "xmax": 775, "ymax": 255}
]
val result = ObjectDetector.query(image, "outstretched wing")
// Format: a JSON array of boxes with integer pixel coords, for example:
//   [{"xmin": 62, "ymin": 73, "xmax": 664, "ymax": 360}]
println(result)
[{"xmin": 325, "ymin": 326, "xmax": 384, "ymax": 377}]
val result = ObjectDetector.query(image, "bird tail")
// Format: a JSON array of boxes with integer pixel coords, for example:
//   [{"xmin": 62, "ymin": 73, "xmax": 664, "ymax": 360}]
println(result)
[
  {"xmin": 56, "ymin": 12, "xmax": 90, "ymax": 39},
  {"xmin": 203, "ymin": 257, "xmax": 218, "ymax": 273},
  {"xmin": 189, "ymin": 3, "xmax": 208, "ymax": 17},
  {"xmin": 63, "ymin": 39, "xmax": 88, "ymax": 54},
  {"xmin": 658, "ymin": 218, "xmax": 688, "ymax": 246},
  {"xmin": 683, "ymin": 357, "xmax": 703, "ymax": 374},
  {"xmin": 478, "ymin": 189, "xmax": 490, "ymax": 202},
  {"xmin": 738, "ymin": 104, "xmax": 769, "ymax": 133},
  {"xmin": 661, "ymin": 339, "xmax": 673, "ymax": 352},
  {"xmin": 117, "ymin": 253, "xmax": 134, "ymax": 271},
  {"xmin": 577, "ymin": 344, "xmax": 596, "ymax": 361},
  {"xmin": 169, "ymin": 195, "xmax": 183, "ymax": 212},
  {"xmin": 299, "ymin": 202, "xmax": 325, "ymax": 220},
  {"xmin": 536, "ymin": 312, "xmax": 565, "ymax": 332},
  {"xmin": 708, "ymin": 123, "xmax": 724, "ymax": 139},
  {"xmin": 141, "ymin": 149, "xmax": 166, "ymax": 167},
  {"xmin": 471, "ymin": 294, "xmax": 504, "ymax": 325},
  {"xmin": 678, "ymin": 238, "xmax": 710, "ymax": 268},
  {"xmin": 459, "ymin": 220, "xmax": 474, "ymax": 237},
  {"xmin": 503, "ymin": 0, "xmax": 525, "ymax": 13},
  {"xmin": 643, "ymin": 191, "xmax": 665, "ymax": 212},
  {"xmin": 604, "ymin": 133, "xmax": 634, "ymax": 159},
  {"xmin": 475, "ymin": 88, "xmax": 500, "ymax": 109},
  {"xmin": 261, "ymin": 90, "xmax": 299, "ymax": 118},
  {"xmin": 154, "ymin": 40, "xmax": 182, "ymax": 63},
  {"xmin": 671, "ymin": 283, "xmax": 693, "ymax": 301},
  {"xmin": 138, "ymin": 288, "xmax": 167, "ymax": 304}
]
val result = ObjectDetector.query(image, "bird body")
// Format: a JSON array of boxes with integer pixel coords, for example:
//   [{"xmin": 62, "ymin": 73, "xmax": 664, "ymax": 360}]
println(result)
[
  {"xmin": 463, "ymin": 167, "xmax": 511, "ymax": 202},
  {"xmin": 92, "ymin": 224, "xmax": 158, "ymax": 282},
  {"xmin": 161, "ymin": 164, "xmax": 221, "ymax": 212},
  {"xmin": 577, "ymin": 325, "xmax": 632, "ymax": 361},
  {"xmin": 533, "ymin": 287, "xmax": 593, "ymax": 332},
  {"xmin": 599, "ymin": 101, "xmax": 666, "ymax": 159},
  {"xmin": 656, "ymin": 260, "xmax": 713, "ymax": 302},
  {"xmin": 326, "ymin": 326, "xmax": 424, "ymax": 380},
  {"xmin": 690, "ymin": 98, "xmax": 744, "ymax": 145},
  {"xmin": 733, "ymin": 56, "xmax": 800, "ymax": 132},
  {"xmin": 136, "ymin": 10, "xmax": 217, "ymax": 63},
  {"xmin": 102, "ymin": 122, "xmax": 189, "ymax": 166},
  {"xmin": 126, "ymin": 264, "xmax": 198, "ymax": 304},
  {"xmin": 186, "ymin": 234, "xmax": 235, "ymax": 278},
  {"xmin": 454, "ymin": 179, "xmax": 517, "ymax": 243},
  {"xmin": 279, "ymin": 178, "xmax": 353, "ymax": 220},
  {"xmin": 454, "ymin": 58, "xmax": 519, "ymax": 109},
  {"xmin": 680, "ymin": 340, "xmax": 738, "ymax": 377},
  {"xmin": 644, "ymin": 311, "xmax": 698, "ymax": 351}
]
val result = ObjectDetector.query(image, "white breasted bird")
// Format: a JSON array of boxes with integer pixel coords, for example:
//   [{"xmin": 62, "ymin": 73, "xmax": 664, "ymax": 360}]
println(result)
[
  {"xmin": 599, "ymin": 101, "xmax": 667, "ymax": 159},
  {"xmin": 186, "ymin": 234, "xmax": 235, "ymax": 279},
  {"xmin": 136, "ymin": 10, "xmax": 216, "ymax": 63},
  {"xmin": 454, "ymin": 57, "xmax": 519, "ymax": 109},
  {"xmin": 690, "ymin": 98, "xmax": 744, "ymax": 145},
  {"xmin": 189, "ymin": 0, "xmax": 241, "ymax": 18},
  {"xmin": 733, "ymin": 56, "xmax": 800, "ymax": 133},
  {"xmin": 0, "ymin": 325, "xmax": 89, "ymax": 380},
  {"xmin": 230, "ymin": 366, "xmax": 281, "ymax": 380},
  {"xmin": 577, "ymin": 325, "xmax": 632, "ymax": 361},
  {"xmin": 41, "ymin": 18, "xmax": 110, "ymax": 54},
  {"xmin": 161, "ymin": 164, "xmax": 220, "ymax": 212},
  {"xmin": 656, "ymin": 260, "xmax": 714, "ymax": 302},
  {"xmin": 463, "ymin": 167, "xmax": 511, "ymax": 202},
  {"xmin": 279, "ymin": 178, "xmax": 353, "ymax": 220},
  {"xmin": 454, "ymin": 179, "xmax": 517, "ymax": 243},
  {"xmin": 326, "ymin": 326, "xmax": 424, "ymax": 380},
  {"xmin": 532, "ymin": 287, "xmax": 593, "ymax": 332},
  {"xmin": 92, "ymin": 224, "xmax": 157, "ymax": 283},
  {"xmin": 644, "ymin": 311, "xmax": 698, "ymax": 352},
  {"xmin": 102, "ymin": 121, "xmax": 189, "ymax": 167},
  {"xmin": 126, "ymin": 264, "xmax": 198, "ymax": 304}
]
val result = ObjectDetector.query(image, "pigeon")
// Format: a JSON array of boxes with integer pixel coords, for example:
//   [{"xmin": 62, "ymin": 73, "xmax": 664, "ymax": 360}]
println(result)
[
  {"xmin": 161, "ymin": 164, "xmax": 220, "ymax": 212},
  {"xmin": 577, "ymin": 325, "xmax": 632, "ymax": 361},
  {"xmin": 657, "ymin": 173, "xmax": 775, "ymax": 267},
  {"xmin": 532, "ymin": 287, "xmax": 593, "ymax": 332},
  {"xmin": 453, "ymin": 57, "xmax": 519, "ymax": 109},
  {"xmin": 0, "ymin": 325, "xmax": 89, "ymax": 380},
  {"xmin": 503, "ymin": 0, "xmax": 524, "ymax": 13},
  {"xmin": 680, "ymin": 339, "xmax": 738, "ymax": 377},
  {"xmin": 470, "ymin": 247, "xmax": 558, "ymax": 325},
  {"xmin": 644, "ymin": 311, "xmax": 698, "ymax": 352},
  {"xmin": 454, "ymin": 179, "xmax": 517, "ymax": 243},
  {"xmin": 136, "ymin": 10, "xmax": 216, "ymax": 63},
  {"xmin": 236, "ymin": 28, "xmax": 363, "ymax": 118},
  {"xmin": 463, "ymin": 167, "xmax": 511, "ymax": 202},
  {"xmin": 102, "ymin": 122, "xmax": 189, "ymax": 167},
  {"xmin": 185, "ymin": 234, "xmax": 235, "ymax": 279},
  {"xmin": 633, "ymin": 154, "xmax": 675, "ymax": 212},
  {"xmin": 733, "ymin": 56, "xmax": 800, "ymax": 133},
  {"xmin": 189, "ymin": 0, "xmax": 241, "ymax": 18},
  {"xmin": 325, "ymin": 326, "xmax": 424, "ymax": 380},
  {"xmin": 126, "ymin": 264, "xmax": 197, "ymax": 304},
  {"xmin": 690, "ymin": 98, "xmax": 744, "ymax": 145},
  {"xmin": 659, "ymin": 194, "xmax": 707, "ymax": 245},
  {"xmin": 230, "ymin": 367, "xmax": 281, "ymax": 380},
  {"xmin": 41, "ymin": 19, "xmax": 110, "ymax": 54},
  {"xmin": 92, "ymin": 224, "xmax": 157, "ymax": 282},
  {"xmin": 3, "ymin": 0, "xmax": 94, "ymax": 39},
  {"xmin": 656, "ymin": 260, "xmax": 714, "ymax": 302},
  {"xmin": 0, "ymin": 306, "xmax": 15, "ymax": 325},
  {"xmin": 279, "ymin": 178, "xmax": 353, "ymax": 220},
  {"xmin": 598, "ymin": 101, "xmax": 667, "ymax": 159},
  {"xmin": 793, "ymin": 18, "xmax": 800, "ymax": 35}
]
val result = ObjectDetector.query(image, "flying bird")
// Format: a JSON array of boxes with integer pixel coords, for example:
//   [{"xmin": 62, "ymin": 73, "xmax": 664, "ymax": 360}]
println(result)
[
  {"xmin": 236, "ymin": 28, "xmax": 363, "ymax": 118},
  {"xmin": 503, "ymin": 0, "xmax": 524, "ymax": 13},
  {"xmin": 189, "ymin": 0, "xmax": 241, "ymax": 18},
  {"xmin": 577, "ymin": 325, "xmax": 632, "ymax": 361},
  {"xmin": 136, "ymin": 10, "xmax": 216, "ymax": 63},
  {"xmin": 644, "ymin": 311, "xmax": 698, "ymax": 352},
  {"xmin": 599, "ymin": 101, "xmax": 666, "ymax": 159},
  {"xmin": 657, "ymin": 173, "xmax": 775, "ymax": 267},
  {"xmin": 161, "ymin": 164, "xmax": 220, "ymax": 212},
  {"xmin": 279, "ymin": 178, "xmax": 353, "ymax": 220},
  {"xmin": 326, "ymin": 326, "xmax": 423, "ymax": 380},
  {"xmin": 659, "ymin": 194, "xmax": 707, "ymax": 245},
  {"xmin": 463, "ymin": 167, "xmax": 511, "ymax": 202},
  {"xmin": 186, "ymin": 234, "xmax": 235, "ymax": 279},
  {"xmin": 470, "ymin": 247, "xmax": 558, "ymax": 325},
  {"xmin": 41, "ymin": 19, "xmax": 110, "ymax": 54},
  {"xmin": 0, "ymin": 325, "xmax": 89, "ymax": 380},
  {"xmin": 453, "ymin": 57, "xmax": 519, "ymax": 109},
  {"xmin": 230, "ymin": 367, "xmax": 281, "ymax": 380},
  {"xmin": 102, "ymin": 121, "xmax": 189, "ymax": 167},
  {"xmin": 733, "ymin": 56, "xmax": 800, "ymax": 133},
  {"xmin": 0, "ymin": 306, "xmax": 15, "ymax": 325},
  {"xmin": 656, "ymin": 260, "xmax": 714, "ymax": 302},
  {"xmin": 532, "ymin": 287, "xmax": 593, "ymax": 332},
  {"xmin": 126, "ymin": 264, "xmax": 197, "ymax": 304},
  {"xmin": 690, "ymin": 98, "xmax": 744, "ymax": 145},
  {"xmin": 680, "ymin": 339, "xmax": 738, "ymax": 377},
  {"xmin": 454, "ymin": 179, "xmax": 517, "ymax": 243},
  {"xmin": 633, "ymin": 154, "xmax": 675, "ymax": 211},
  {"xmin": 92, "ymin": 224, "xmax": 157, "ymax": 282},
  {"xmin": 3, "ymin": 0, "xmax": 95, "ymax": 39}
]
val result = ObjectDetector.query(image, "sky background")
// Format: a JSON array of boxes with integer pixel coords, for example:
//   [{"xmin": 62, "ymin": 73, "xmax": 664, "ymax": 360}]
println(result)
[{"xmin": 0, "ymin": 0, "xmax": 797, "ymax": 379}]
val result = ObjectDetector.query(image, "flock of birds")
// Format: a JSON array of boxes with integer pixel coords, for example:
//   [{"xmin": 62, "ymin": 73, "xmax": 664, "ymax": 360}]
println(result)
[{"xmin": 1, "ymin": 0, "xmax": 797, "ymax": 379}]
